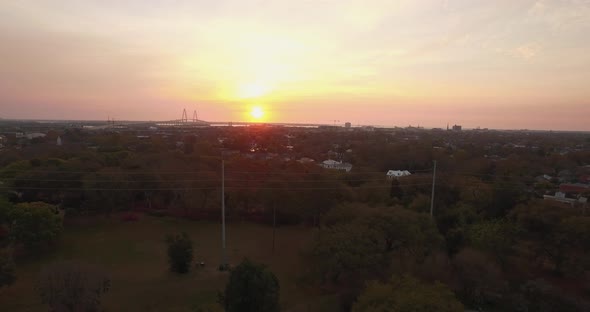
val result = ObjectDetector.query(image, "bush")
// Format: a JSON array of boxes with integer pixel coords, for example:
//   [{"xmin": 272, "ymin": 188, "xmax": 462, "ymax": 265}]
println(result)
[
  {"xmin": 166, "ymin": 232, "xmax": 193, "ymax": 273},
  {"xmin": 194, "ymin": 303, "xmax": 224, "ymax": 312},
  {"xmin": 506, "ymin": 279, "xmax": 589, "ymax": 312},
  {"xmin": 352, "ymin": 275, "xmax": 463, "ymax": 312},
  {"xmin": 146, "ymin": 209, "xmax": 169, "ymax": 217},
  {"xmin": 121, "ymin": 212, "xmax": 140, "ymax": 222},
  {"xmin": 223, "ymin": 259, "xmax": 280, "ymax": 312},
  {"xmin": 38, "ymin": 261, "xmax": 110, "ymax": 312},
  {"xmin": 0, "ymin": 249, "xmax": 16, "ymax": 288},
  {"xmin": 8, "ymin": 202, "xmax": 63, "ymax": 251}
]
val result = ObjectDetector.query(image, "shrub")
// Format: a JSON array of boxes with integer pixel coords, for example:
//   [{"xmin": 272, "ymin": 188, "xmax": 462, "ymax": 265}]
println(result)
[
  {"xmin": 166, "ymin": 232, "xmax": 193, "ymax": 273},
  {"xmin": 38, "ymin": 261, "xmax": 110, "ymax": 312},
  {"xmin": 352, "ymin": 275, "xmax": 463, "ymax": 312},
  {"xmin": 223, "ymin": 259, "xmax": 280, "ymax": 312},
  {"xmin": 0, "ymin": 249, "xmax": 16, "ymax": 288},
  {"xmin": 8, "ymin": 202, "xmax": 63, "ymax": 251},
  {"xmin": 121, "ymin": 212, "xmax": 140, "ymax": 222}
]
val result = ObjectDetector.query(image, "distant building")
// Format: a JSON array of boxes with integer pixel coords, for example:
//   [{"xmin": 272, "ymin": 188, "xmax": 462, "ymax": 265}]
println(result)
[
  {"xmin": 345, "ymin": 122, "xmax": 352, "ymax": 128},
  {"xmin": 320, "ymin": 159, "xmax": 352, "ymax": 172},
  {"xmin": 56, "ymin": 136, "xmax": 62, "ymax": 146},
  {"xmin": 25, "ymin": 133, "xmax": 46, "ymax": 139},
  {"xmin": 559, "ymin": 183, "xmax": 590, "ymax": 195},
  {"xmin": 386, "ymin": 170, "xmax": 412, "ymax": 179},
  {"xmin": 452, "ymin": 125, "xmax": 462, "ymax": 131},
  {"xmin": 544, "ymin": 191, "xmax": 588, "ymax": 207},
  {"xmin": 297, "ymin": 157, "xmax": 315, "ymax": 164}
]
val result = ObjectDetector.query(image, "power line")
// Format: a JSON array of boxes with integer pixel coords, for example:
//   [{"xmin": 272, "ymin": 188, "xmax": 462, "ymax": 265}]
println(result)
[
  {"xmin": 0, "ymin": 169, "xmax": 433, "ymax": 175},
  {"xmin": 0, "ymin": 183, "xmax": 434, "ymax": 192},
  {"xmin": 0, "ymin": 177, "xmax": 433, "ymax": 183}
]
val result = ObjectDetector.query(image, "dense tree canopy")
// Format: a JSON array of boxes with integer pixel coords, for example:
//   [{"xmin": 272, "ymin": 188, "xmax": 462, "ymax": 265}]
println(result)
[
  {"xmin": 223, "ymin": 259, "xmax": 280, "ymax": 312},
  {"xmin": 5, "ymin": 202, "xmax": 62, "ymax": 250},
  {"xmin": 352, "ymin": 275, "xmax": 463, "ymax": 312}
]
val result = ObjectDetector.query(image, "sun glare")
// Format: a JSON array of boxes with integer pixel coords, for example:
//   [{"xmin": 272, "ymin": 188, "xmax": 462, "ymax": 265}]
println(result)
[
  {"xmin": 250, "ymin": 106, "xmax": 265, "ymax": 121},
  {"xmin": 239, "ymin": 83, "xmax": 271, "ymax": 99}
]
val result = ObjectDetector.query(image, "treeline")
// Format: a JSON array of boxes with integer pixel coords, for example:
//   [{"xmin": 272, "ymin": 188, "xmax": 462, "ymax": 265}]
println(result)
[{"xmin": 1, "ymin": 128, "xmax": 589, "ymax": 311}]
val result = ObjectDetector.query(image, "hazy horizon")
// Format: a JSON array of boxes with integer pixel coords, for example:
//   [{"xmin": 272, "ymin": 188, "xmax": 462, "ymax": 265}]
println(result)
[{"xmin": 1, "ymin": 1, "xmax": 589, "ymax": 131}]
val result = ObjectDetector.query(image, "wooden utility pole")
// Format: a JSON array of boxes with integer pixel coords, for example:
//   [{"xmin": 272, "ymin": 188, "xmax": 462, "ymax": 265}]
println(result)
[
  {"xmin": 430, "ymin": 160, "xmax": 437, "ymax": 218},
  {"xmin": 272, "ymin": 204, "xmax": 276, "ymax": 253},
  {"xmin": 221, "ymin": 158, "xmax": 227, "ymax": 268}
]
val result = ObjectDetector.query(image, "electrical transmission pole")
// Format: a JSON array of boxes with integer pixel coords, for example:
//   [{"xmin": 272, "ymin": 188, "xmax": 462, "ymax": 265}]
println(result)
[
  {"xmin": 430, "ymin": 160, "xmax": 437, "ymax": 218},
  {"xmin": 221, "ymin": 157, "xmax": 227, "ymax": 268},
  {"xmin": 272, "ymin": 204, "xmax": 276, "ymax": 253}
]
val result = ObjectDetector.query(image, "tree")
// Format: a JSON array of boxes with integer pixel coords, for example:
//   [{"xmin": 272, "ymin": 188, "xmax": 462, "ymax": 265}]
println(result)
[
  {"xmin": 467, "ymin": 219, "xmax": 519, "ymax": 266},
  {"xmin": 38, "ymin": 261, "xmax": 111, "ymax": 312},
  {"xmin": 0, "ymin": 249, "xmax": 16, "ymax": 288},
  {"xmin": 166, "ymin": 232, "xmax": 193, "ymax": 273},
  {"xmin": 510, "ymin": 279, "xmax": 589, "ymax": 312},
  {"xmin": 310, "ymin": 206, "xmax": 442, "ymax": 284},
  {"xmin": 7, "ymin": 202, "xmax": 62, "ymax": 250},
  {"xmin": 452, "ymin": 248, "xmax": 507, "ymax": 309},
  {"xmin": 364, "ymin": 207, "xmax": 443, "ymax": 261},
  {"xmin": 223, "ymin": 259, "xmax": 280, "ymax": 312},
  {"xmin": 352, "ymin": 275, "xmax": 463, "ymax": 312},
  {"xmin": 435, "ymin": 203, "xmax": 481, "ymax": 256},
  {"xmin": 510, "ymin": 201, "xmax": 587, "ymax": 274},
  {"xmin": 310, "ymin": 221, "xmax": 388, "ymax": 283},
  {"xmin": 193, "ymin": 303, "xmax": 224, "ymax": 312}
]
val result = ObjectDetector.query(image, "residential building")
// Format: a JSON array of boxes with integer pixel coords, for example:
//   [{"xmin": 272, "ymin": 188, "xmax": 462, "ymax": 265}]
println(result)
[
  {"xmin": 386, "ymin": 170, "xmax": 412, "ymax": 179},
  {"xmin": 320, "ymin": 159, "xmax": 352, "ymax": 172}
]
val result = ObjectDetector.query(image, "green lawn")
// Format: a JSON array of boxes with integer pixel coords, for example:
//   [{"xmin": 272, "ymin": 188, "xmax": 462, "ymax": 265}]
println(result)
[{"xmin": 0, "ymin": 215, "xmax": 335, "ymax": 311}]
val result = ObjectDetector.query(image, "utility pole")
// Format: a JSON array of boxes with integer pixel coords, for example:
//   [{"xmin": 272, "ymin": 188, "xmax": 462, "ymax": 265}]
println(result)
[
  {"xmin": 221, "ymin": 157, "xmax": 227, "ymax": 268},
  {"xmin": 430, "ymin": 160, "xmax": 437, "ymax": 218},
  {"xmin": 272, "ymin": 204, "xmax": 276, "ymax": 253}
]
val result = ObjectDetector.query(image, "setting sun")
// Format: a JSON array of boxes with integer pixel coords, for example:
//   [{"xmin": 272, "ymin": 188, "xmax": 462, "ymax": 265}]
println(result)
[{"xmin": 250, "ymin": 106, "xmax": 265, "ymax": 121}]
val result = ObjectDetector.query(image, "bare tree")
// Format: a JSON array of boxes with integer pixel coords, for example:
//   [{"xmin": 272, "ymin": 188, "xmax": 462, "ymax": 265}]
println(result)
[{"xmin": 38, "ymin": 261, "xmax": 111, "ymax": 312}]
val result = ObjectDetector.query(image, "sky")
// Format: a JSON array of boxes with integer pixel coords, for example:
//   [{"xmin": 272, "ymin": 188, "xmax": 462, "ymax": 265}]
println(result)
[{"xmin": 1, "ymin": 0, "xmax": 589, "ymax": 130}]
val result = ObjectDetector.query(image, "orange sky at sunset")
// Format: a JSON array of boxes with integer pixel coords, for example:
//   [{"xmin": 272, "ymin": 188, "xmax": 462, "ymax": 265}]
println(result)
[{"xmin": 1, "ymin": 1, "xmax": 589, "ymax": 130}]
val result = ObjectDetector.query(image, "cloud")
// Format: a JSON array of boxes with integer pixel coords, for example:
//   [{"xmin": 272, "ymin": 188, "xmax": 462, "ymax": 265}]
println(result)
[
  {"xmin": 528, "ymin": 0, "xmax": 590, "ymax": 30},
  {"xmin": 514, "ymin": 43, "xmax": 541, "ymax": 59},
  {"xmin": 496, "ymin": 43, "xmax": 542, "ymax": 60}
]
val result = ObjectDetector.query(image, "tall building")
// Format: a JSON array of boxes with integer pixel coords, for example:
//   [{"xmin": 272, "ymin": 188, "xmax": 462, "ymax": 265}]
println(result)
[
  {"xmin": 345, "ymin": 122, "xmax": 351, "ymax": 128},
  {"xmin": 452, "ymin": 125, "xmax": 462, "ymax": 131}
]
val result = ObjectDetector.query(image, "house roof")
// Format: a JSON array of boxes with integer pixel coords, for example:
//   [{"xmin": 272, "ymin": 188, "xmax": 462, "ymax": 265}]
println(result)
[
  {"xmin": 559, "ymin": 183, "xmax": 590, "ymax": 194},
  {"xmin": 386, "ymin": 170, "xmax": 411, "ymax": 177}
]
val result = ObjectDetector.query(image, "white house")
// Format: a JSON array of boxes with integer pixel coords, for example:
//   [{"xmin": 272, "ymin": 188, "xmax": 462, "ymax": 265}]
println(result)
[
  {"xmin": 25, "ymin": 132, "xmax": 46, "ymax": 140},
  {"xmin": 320, "ymin": 159, "xmax": 352, "ymax": 172},
  {"xmin": 297, "ymin": 157, "xmax": 315, "ymax": 164},
  {"xmin": 386, "ymin": 170, "xmax": 411, "ymax": 179}
]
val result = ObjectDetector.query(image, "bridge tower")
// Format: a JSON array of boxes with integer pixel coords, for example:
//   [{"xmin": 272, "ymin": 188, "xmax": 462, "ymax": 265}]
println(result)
[
  {"xmin": 181, "ymin": 109, "xmax": 188, "ymax": 123},
  {"xmin": 192, "ymin": 110, "xmax": 198, "ymax": 122}
]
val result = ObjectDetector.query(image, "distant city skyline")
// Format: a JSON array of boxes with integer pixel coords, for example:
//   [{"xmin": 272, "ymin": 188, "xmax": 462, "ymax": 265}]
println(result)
[{"xmin": 1, "ymin": 1, "xmax": 589, "ymax": 131}]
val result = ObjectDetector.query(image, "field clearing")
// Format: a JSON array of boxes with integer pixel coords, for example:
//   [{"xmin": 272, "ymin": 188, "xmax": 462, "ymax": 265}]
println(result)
[{"xmin": 0, "ymin": 215, "xmax": 334, "ymax": 311}]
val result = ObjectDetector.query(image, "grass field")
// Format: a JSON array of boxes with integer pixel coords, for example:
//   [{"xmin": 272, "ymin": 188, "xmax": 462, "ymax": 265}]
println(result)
[{"xmin": 0, "ymin": 215, "xmax": 338, "ymax": 311}]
